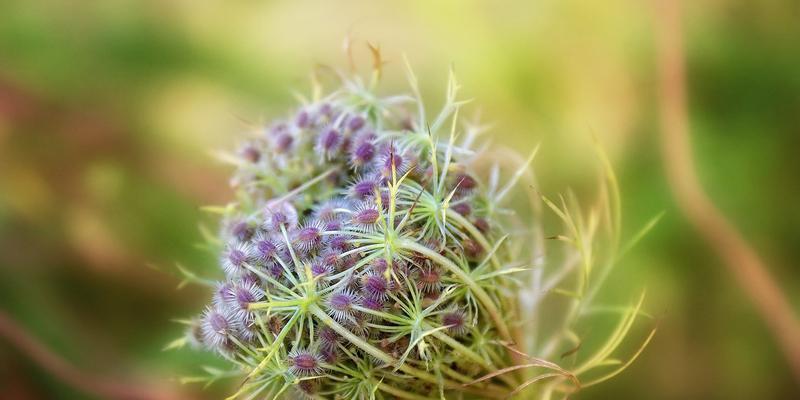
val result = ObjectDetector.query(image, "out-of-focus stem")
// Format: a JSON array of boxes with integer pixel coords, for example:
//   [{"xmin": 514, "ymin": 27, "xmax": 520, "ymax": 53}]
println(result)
[
  {"xmin": 0, "ymin": 310, "xmax": 186, "ymax": 400},
  {"xmin": 653, "ymin": 0, "xmax": 800, "ymax": 382}
]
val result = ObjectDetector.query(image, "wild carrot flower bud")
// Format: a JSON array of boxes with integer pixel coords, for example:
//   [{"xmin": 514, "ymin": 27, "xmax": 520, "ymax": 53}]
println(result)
[
  {"xmin": 352, "ymin": 202, "xmax": 381, "ymax": 230},
  {"xmin": 227, "ymin": 281, "xmax": 262, "ymax": 319},
  {"xmin": 369, "ymin": 258, "xmax": 388, "ymax": 274},
  {"xmin": 296, "ymin": 379, "xmax": 320, "ymax": 396},
  {"xmin": 311, "ymin": 259, "xmax": 333, "ymax": 278},
  {"xmin": 317, "ymin": 103, "xmax": 332, "ymax": 118},
  {"xmin": 360, "ymin": 296, "xmax": 386, "ymax": 313},
  {"xmin": 347, "ymin": 115, "xmax": 365, "ymax": 132},
  {"xmin": 361, "ymin": 273, "xmax": 391, "ymax": 300},
  {"xmin": 451, "ymin": 201, "xmax": 472, "ymax": 217},
  {"xmin": 250, "ymin": 232, "xmax": 279, "ymax": 262},
  {"xmin": 239, "ymin": 144, "xmax": 261, "ymax": 164},
  {"xmin": 313, "ymin": 199, "xmax": 349, "ymax": 222},
  {"xmin": 230, "ymin": 220, "xmax": 254, "ymax": 242},
  {"xmin": 473, "ymin": 217, "xmax": 490, "ymax": 234},
  {"xmin": 263, "ymin": 200, "xmax": 298, "ymax": 231},
  {"xmin": 273, "ymin": 132, "xmax": 294, "ymax": 154},
  {"xmin": 187, "ymin": 65, "xmax": 641, "ymax": 399},
  {"xmin": 349, "ymin": 175, "xmax": 379, "ymax": 199},
  {"xmin": 416, "ymin": 266, "xmax": 443, "ymax": 293},
  {"xmin": 315, "ymin": 127, "xmax": 343, "ymax": 160},
  {"xmin": 288, "ymin": 349, "xmax": 322, "ymax": 376},
  {"xmin": 349, "ymin": 140, "xmax": 375, "ymax": 168},
  {"xmin": 201, "ymin": 306, "xmax": 235, "ymax": 351},
  {"xmin": 318, "ymin": 326, "xmax": 340, "ymax": 351},
  {"xmin": 441, "ymin": 308, "xmax": 470, "ymax": 336},
  {"xmin": 221, "ymin": 243, "xmax": 251, "ymax": 277},
  {"xmin": 327, "ymin": 290, "xmax": 359, "ymax": 324},
  {"xmin": 296, "ymin": 109, "xmax": 311, "ymax": 129},
  {"xmin": 293, "ymin": 220, "xmax": 324, "ymax": 254},
  {"xmin": 463, "ymin": 238, "xmax": 483, "ymax": 260},
  {"xmin": 376, "ymin": 146, "xmax": 405, "ymax": 178}
]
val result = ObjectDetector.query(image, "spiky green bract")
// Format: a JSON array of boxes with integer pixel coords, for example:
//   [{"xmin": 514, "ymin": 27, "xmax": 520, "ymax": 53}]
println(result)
[{"xmin": 182, "ymin": 63, "xmax": 653, "ymax": 400}]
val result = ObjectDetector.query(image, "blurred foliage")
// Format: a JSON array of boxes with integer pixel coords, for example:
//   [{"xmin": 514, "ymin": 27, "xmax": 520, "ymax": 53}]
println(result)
[{"xmin": 0, "ymin": 0, "xmax": 798, "ymax": 399}]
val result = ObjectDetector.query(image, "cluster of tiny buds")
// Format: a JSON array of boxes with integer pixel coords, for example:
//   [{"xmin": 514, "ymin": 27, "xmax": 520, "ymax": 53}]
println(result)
[{"xmin": 191, "ymin": 93, "xmax": 503, "ymax": 398}]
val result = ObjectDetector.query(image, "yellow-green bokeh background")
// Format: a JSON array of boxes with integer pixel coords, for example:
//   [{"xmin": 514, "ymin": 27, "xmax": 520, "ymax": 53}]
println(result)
[{"xmin": 1, "ymin": 0, "xmax": 798, "ymax": 398}]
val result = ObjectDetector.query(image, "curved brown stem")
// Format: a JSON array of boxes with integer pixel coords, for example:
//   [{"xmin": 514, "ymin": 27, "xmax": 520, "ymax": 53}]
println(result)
[
  {"xmin": 0, "ymin": 310, "xmax": 189, "ymax": 400},
  {"xmin": 653, "ymin": 0, "xmax": 800, "ymax": 382}
]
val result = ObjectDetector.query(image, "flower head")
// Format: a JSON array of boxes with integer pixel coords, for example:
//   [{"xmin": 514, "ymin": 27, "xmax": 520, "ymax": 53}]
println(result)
[{"xmin": 187, "ymin": 65, "xmax": 634, "ymax": 399}]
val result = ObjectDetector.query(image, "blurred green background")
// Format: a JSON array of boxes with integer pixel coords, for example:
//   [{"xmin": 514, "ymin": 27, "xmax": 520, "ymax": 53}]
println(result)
[{"xmin": 1, "ymin": 0, "xmax": 798, "ymax": 399}]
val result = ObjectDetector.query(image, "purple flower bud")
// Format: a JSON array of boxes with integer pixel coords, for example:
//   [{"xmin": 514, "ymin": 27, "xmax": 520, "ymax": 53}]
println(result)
[
  {"xmin": 296, "ymin": 109, "xmax": 310, "ymax": 128},
  {"xmin": 288, "ymin": 349, "xmax": 322, "ymax": 376},
  {"xmin": 222, "ymin": 243, "xmax": 252, "ymax": 277},
  {"xmin": 267, "ymin": 122, "xmax": 288, "ymax": 137},
  {"xmin": 318, "ymin": 103, "xmax": 333, "ymax": 117},
  {"xmin": 316, "ymin": 127, "xmax": 342, "ymax": 160},
  {"xmin": 229, "ymin": 282, "xmax": 261, "ymax": 313},
  {"xmin": 230, "ymin": 220, "xmax": 254, "ymax": 242},
  {"xmin": 350, "ymin": 176, "xmax": 379, "ymax": 199},
  {"xmin": 294, "ymin": 221, "xmax": 324, "ymax": 253},
  {"xmin": 313, "ymin": 199, "xmax": 350, "ymax": 222},
  {"xmin": 349, "ymin": 140, "xmax": 375, "ymax": 169},
  {"xmin": 212, "ymin": 281, "xmax": 234, "ymax": 306},
  {"xmin": 273, "ymin": 132, "xmax": 294, "ymax": 154},
  {"xmin": 297, "ymin": 379, "xmax": 320, "ymax": 396},
  {"xmin": 355, "ymin": 208, "xmax": 379, "ymax": 224},
  {"xmin": 417, "ymin": 266, "xmax": 442, "ymax": 293},
  {"xmin": 318, "ymin": 326, "xmax": 340, "ymax": 351},
  {"xmin": 250, "ymin": 233, "xmax": 279, "ymax": 262},
  {"xmin": 361, "ymin": 274, "xmax": 391, "ymax": 300},
  {"xmin": 378, "ymin": 147, "xmax": 406, "ymax": 178},
  {"xmin": 263, "ymin": 200, "xmax": 298, "ymax": 231},
  {"xmin": 201, "ymin": 306, "xmax": 235, "ymax": 350},
  {"xmin": 455, "ymin": 173, "xmax": 477, "ymax": 192},
  {"xmin": 318, "ymin": 249, "xmax": 343, "ymax": 271},
  {"xmin": 338, "ymin": 254, "xmax": 358, "ymax": 272},
  {"xmin": 369, "ymin": 258, "xmax": 388, "ymax": 274},
  {"xmin": 451, "ymin": 202, "xmax": 472, "ymax": 217},
  {"xmin": 311, "ymin": 259, "xmax": 332, "ymax": 279},
  {"xmin": 320, "ymin": 347, "xmax": 337, "ymax": 364},
  {"xmin": 352, "ymin": 203, "xmax": 380, "ymax": 230},
  {"xmin": 463, "ymin": 238, "xmax": 483, "ymax": 260},
  {"xmin": 265, "ymin": 262, "xmax": 284, "ymax": 280},
  {"xmin": 441, "ymin": 309, "xmax": 469, "ymax": 336},
  {"xmin": 360, "ymin": 296, "xmax": 386, "ymax": 312},
  {"xmin": 240, "ymin": 145, "xmax": 261, "ymax": 163},
  {"xmin": 324, "ymin": 220, "xmax": 342, "ymax": 232},
  {"xmin": 327, "ymin": 290, "xmax": 359, "ymax": 323},
  {"xmin": 473, "ymin": 217, "xmax": 490, "ymax": 234},
  {"xmin": 347, "ymin": 115, "xmax": 365, "ymax": 132},
  {"xmin": 326, "ymin": 235, "xmax": 349, "ymax": 253}
]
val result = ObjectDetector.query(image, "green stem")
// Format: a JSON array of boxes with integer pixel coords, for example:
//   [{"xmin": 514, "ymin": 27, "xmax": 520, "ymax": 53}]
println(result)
[
  {"xmin": 226, "ymin": 311, "xmax": 301, "ymax": 400},
  {"xmin": 448, "ymin": 211, "xmax": 502, "ymax": 270},
  {"xmin": 430, "ymin": 329, "xmax": 517, "ymax": 388},
  {"xmin": 398, "ymin": 240, "xmax": 513, "ymax": 343},
  {"xmin": 309, "ymin": 305, "xmax": 507, "ymax": 398},
  {"xmin": 377, "ymin": 383, "xmax": 432, "ymax": 400},
  {"xmin": 248, "ymin": 299, "xmax": 302, "ymax": 310},
  {"xmin": 277, "ymin": 166, "xmax": 339, "ymax": 203}
]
